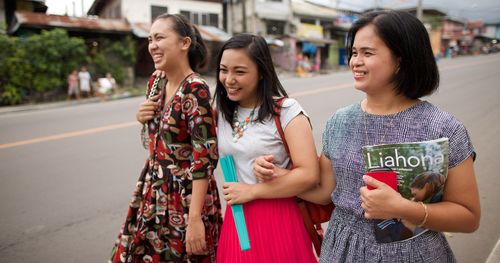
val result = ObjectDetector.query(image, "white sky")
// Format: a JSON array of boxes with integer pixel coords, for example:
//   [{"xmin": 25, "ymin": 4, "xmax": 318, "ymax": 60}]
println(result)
[
  {"xmin": 45, "ymin": 0, "xmax": 94, "ymax": 17},
  {"xmin": 44, "ymin": 0, "xmax": 500, "ymax": 23},
  {"xmin": 311, "ymin": 0, "xmax": 500, "ymax": 22}
]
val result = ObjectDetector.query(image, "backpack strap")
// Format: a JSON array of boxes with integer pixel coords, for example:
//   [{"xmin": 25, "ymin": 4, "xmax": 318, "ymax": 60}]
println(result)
[
  {"xmin": 273, "ymin": 97, "xmax": 325, "ymax": 256},
  {"xmin": 273, "ymin": 97, "xmax": 290, "ymax": 156}
]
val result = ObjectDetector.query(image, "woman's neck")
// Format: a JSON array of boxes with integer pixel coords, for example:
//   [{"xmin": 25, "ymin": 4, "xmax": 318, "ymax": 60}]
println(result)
[
  {"xmin": 363, "ymin": 93, "xmax": 418, "ymax": 115},
  {"xmin": 164, "ymin": 65, "xmax": 193, "ymax": 90},
  {"xmin": 166, "ymin": 69, "xmax": 193, "ymax": 85}
]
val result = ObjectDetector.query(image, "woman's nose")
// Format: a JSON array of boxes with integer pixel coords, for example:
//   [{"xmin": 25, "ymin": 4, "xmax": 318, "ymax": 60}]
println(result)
[
  {"xmin": 149, "ymin": 41, "xmax": 157, "ymax": 50},
  {"xmin": 351, "ymin": 56, "xmax": 363, "ymax": 68},
  {"xmin": 226, "ymin": 74, "xmax": 236, "ymax": 84}
]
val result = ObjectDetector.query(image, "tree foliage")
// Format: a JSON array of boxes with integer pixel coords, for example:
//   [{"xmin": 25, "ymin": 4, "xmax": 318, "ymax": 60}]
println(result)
[
  {"xmin": 0, "ymin": 29, "xmax": 136, "ymax": 106},
  {"xmin": 0, "ymin": 29, "xmax": 87, "ymax": 105},
  {"xmin": 90, "ymin": 36, "xmax": 136, "ymax": 85}
]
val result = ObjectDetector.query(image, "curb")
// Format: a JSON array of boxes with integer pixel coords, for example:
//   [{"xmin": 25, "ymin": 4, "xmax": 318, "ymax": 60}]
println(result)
[
  {"xmin": 486, "ymin": 238, "xmax": 500, "ymax": 263},
  {"xmin": 0, "ymin": 92, "xmax": 135, "ymax": 115}
]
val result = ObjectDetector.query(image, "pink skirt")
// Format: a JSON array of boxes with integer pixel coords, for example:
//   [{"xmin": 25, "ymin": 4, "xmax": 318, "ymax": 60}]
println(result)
[{"xmin": 216, "ymin": 198, "xmax": 317, "ymax": 263}]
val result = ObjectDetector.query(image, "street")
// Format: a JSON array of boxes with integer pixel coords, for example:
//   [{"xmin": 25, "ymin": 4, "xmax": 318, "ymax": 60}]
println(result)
[{"xmin": 1, "ymin": 53, "xmax": 499, "ymax": 262}]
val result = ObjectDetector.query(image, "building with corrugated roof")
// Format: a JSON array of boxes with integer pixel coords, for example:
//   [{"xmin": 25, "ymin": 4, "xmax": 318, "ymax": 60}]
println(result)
[{"xmin": 87, "ymin": 0, "xmax": 231, "ymax": 78}]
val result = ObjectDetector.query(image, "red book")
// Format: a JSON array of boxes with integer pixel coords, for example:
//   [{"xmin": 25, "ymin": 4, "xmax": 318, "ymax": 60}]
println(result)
[{"xmin": 366, "ymin": 170, "xmax": 398, "ymax": 191}]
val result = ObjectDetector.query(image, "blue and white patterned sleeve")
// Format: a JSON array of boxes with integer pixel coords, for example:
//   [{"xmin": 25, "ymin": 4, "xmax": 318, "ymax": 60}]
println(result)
[{"xmin": 447, "ymin": 118, "xmax": 476, "ymax": 168}]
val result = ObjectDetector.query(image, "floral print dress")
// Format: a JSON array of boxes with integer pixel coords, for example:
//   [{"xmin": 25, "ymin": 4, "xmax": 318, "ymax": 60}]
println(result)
[{"xmin": 110, "ymin": 74, "xmax": 222, "ymax": 263}]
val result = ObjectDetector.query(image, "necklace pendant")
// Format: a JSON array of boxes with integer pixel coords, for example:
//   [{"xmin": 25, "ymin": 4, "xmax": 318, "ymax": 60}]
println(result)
[{"xmin": 232, "ymin": 137, "xmax": 238, "ymax": 143}]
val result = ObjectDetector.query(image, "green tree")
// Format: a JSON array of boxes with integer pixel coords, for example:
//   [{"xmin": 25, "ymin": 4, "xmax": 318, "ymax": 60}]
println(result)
[
  {"xmin": 0, "ymin": 35, "xmax": 31, "ymax": 105},
  {"xmin": 25, "ymin": 29, "xmax": 87, "ymax": 95},
  {"xmin": 0, "ymin": 29, "xmax": 87, "ymax": 105},
  {"xmin": 91, "ymin": 36, "xmax": 136, "ymax": 85},
  {"xmin": 0, "ymin": 28, "xmax": 137, "ymax": 105}
]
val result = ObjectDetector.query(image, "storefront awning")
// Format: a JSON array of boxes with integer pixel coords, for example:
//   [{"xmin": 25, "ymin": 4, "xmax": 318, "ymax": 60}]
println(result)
[{"xmin": 291, "ymin": 0, "xmax": 338, "ymax": 19}]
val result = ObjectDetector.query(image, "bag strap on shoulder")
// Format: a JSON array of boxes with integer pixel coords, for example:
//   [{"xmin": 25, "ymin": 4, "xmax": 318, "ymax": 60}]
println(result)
[
  {"xmin": 273, "ymin": 97, "xmax": 290, "ymax": 156},
  {"xmin": 273, "ymin": 97, "xmax": 327, "ymax": 257}
]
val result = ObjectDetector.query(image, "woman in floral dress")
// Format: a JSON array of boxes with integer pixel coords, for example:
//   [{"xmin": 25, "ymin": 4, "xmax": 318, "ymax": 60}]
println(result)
[{"xmin": 110, "ymin": 14, "xmax": 222, "ymax": 263}]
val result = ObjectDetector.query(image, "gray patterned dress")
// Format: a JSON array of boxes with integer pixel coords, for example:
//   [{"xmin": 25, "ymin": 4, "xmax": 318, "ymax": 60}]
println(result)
[{"xmin": 320, "ymin": 101, "xmax": 475, "ymax": 263}]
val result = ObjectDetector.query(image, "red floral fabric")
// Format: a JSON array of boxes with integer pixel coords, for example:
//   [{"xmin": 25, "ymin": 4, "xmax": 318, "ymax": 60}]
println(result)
[{"xmin": 110, "ymin": 74, "xmax": 222, "ymax": 263}]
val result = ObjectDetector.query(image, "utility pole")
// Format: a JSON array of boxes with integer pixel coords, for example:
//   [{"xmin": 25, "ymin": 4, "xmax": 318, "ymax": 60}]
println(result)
[
  {"xmin": 81, "ymin": 0, "xmax": 85, "ymax": 17},
  {"xmin": 242, "ymin": 0, "xmax": 247, "ymax": 32},
  {"xmin": 416, "ymin": 0, "xmax": 423, "ymax": 21}
]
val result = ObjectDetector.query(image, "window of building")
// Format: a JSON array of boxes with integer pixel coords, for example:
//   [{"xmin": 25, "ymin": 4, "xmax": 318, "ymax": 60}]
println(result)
[
  {"xmin": 180, "ymin": 10, "xmax": 190, "ymax": 20},
  {"xmin": 151, "ymin": 5, "xmax": 168, "ymax": 22},
  {"xmin": 300, "ymin": 18, "xmax": 316, "ymax": 25},
  {"xmin": 180, "ymin": 10, "xmax": 219, "ymax": 27},
  {"xmin": 266, "ymin": 20, "xmax": 285, "ymax": 35},
  {"xmin": 208, "ymin": 14, "xmax": 218, "ymax": 27}
]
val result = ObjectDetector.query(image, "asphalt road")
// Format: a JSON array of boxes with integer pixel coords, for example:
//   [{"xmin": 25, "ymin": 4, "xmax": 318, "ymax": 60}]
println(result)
[{"xmin": 1, "ymin": 53, "xmax": 499, "ymax": 262}]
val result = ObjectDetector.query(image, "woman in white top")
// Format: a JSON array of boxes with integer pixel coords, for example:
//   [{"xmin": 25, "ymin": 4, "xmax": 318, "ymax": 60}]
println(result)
[{"xmin": 215, "ymin": 34, "xmax": 319, "ymax": 263}]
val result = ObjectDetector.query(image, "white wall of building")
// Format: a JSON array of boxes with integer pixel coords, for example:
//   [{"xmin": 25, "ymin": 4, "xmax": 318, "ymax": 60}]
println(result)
[
  {"xmin": 121, "ymin": 0, "xmax": 222, "ymax": 25},
  {"xmin": 483, "ymin": 25, "xmax": 497, "ymax": 39}
]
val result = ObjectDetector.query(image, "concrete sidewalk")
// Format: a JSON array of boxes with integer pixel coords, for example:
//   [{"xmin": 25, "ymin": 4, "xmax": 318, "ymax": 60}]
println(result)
[{"xmin": 0, "ymin": 92, "xmax": 134, "ymax": 115}]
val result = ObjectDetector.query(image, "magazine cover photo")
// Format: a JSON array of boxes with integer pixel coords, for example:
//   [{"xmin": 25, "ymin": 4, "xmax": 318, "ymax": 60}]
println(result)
[{"xmin": 362, "ymin": 137, "xmax": 449, "ymax": 243}]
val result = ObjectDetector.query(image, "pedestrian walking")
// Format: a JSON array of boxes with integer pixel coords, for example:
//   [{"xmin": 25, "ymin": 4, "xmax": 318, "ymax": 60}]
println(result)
[
  {"xmin": 66, "ymin": 69, "xmax": 80, "ymax": 102},
  {"xmin": 109, "ymin": 13, "xmax": 222, "ymax": 263},
  {"xmin": 96, "ymin": 72, "xmax": 118, "ymax": 101},
  {"xmin": 215, "ymin": 34, "xmax": 319, "ymax": 263},
  {"xmin": 78, "ymin": 66, "xmax": 92, "ymax": 97},
  {"xmin": 257, "ymin": 10, "xmax": 480, "ymax": 263}
]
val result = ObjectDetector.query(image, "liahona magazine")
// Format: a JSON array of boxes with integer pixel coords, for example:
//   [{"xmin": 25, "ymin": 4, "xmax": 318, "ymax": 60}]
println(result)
[{"xmin": 361, "ymin": 137, "xmax": 449, "ymax": 243}]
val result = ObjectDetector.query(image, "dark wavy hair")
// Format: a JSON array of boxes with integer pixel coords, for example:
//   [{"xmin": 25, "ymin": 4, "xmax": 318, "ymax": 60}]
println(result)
[
  {"xmin": 347, "ymin": 10, "xmax": 439, "ymax": 99},
  {"xmin": 153, "ymin": 13, "xmax": 207, "ymax": 71},
  {"xmin": 214, "ymin": 34, "xmax": 288, "ymax": 124},
  {"xmin": 410, "ymin": 171, "xmax": 445, "ymax": 200}
]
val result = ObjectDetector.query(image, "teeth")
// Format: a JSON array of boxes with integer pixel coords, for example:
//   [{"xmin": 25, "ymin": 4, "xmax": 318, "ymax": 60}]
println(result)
[{"xmin": 354, "ymin": 72, "xmax": 366, "ymax": 76}]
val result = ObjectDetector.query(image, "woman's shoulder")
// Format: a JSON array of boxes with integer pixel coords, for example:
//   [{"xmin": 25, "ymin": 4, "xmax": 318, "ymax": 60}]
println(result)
[
  {"xmin": 327, "ymin": 103, "xmax": 360, "ymax": 123},
  {"xmin": 414, "ymin": 101, "xmax": 464, "ymax": 129},
  {"xmin": 181, "ymin": 73, "xmax": 210, "ymax": 95},
  {"xmin": 323, "ymin": 103, "xmax": 359, "ymax": 136},
  {"xmin": 281, "ymin": 97, "xmax": 301, "ymax": 109},
  {"xmin": 184, "ymin": 73, "xmax": 209, "ymax": 87}
]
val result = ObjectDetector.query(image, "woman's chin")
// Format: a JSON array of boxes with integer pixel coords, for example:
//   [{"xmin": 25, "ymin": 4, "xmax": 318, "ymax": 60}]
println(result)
[{"xmin": 154, "ymin": 63, "xmax": 167, "ymax": 71}]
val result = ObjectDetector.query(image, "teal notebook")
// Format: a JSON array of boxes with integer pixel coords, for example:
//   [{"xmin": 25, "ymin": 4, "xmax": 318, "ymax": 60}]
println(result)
[{"xmin": 220, "ymin": 155, "xmax": 251, "ymax": 251}]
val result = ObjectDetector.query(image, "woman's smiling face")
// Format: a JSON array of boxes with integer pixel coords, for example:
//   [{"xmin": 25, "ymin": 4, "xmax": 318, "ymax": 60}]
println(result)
[
  {"xmin": 148, "ymin": 18, "xmax": 187, "ymax": 71},
  {"xmin": 350, "ymin": 24, "xmax": 400, "ymax": 95},
  {"xmin": 219, "ymin": 48, "xmax": 260, "ymax": 108}
]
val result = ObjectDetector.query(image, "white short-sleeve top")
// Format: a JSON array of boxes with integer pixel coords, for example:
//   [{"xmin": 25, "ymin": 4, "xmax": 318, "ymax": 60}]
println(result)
[{"xmin": 218, "ymin": 98, "xmax": 308, "ymax": 184}]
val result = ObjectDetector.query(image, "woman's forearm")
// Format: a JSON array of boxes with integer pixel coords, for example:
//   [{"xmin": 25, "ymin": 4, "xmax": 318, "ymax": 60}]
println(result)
[
  {"xmin": 188, "ymin": 179, "xmax": 209, "ymax": 221},
  {"xmin": 252, "ymin": 165, "xmax": 319, "ymax": 199}
]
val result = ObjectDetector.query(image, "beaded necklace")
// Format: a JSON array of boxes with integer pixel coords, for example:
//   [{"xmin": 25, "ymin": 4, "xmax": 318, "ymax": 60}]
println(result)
[{"xmin": 232, "ymin": 107, "xmax": 255, "ymax": 143}]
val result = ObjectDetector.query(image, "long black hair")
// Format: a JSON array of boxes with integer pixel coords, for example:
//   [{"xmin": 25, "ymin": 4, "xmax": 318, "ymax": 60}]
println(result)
[
  {"xmin": 347, "ymin": 10, "xmax": 439, "ymax": 99},
  {"xmin": 214, "ymin": 34, "xmax": 288, "ymax": 124},
  {"xmin": 154, "ymin": 13, "xmax": 207, "ymax": 71}
]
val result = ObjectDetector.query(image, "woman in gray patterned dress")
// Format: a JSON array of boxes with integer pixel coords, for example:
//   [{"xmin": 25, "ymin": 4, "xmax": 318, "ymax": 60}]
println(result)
[{"xmin": 254, "ymin": 10, "xmax": 480, "ymax": 262}]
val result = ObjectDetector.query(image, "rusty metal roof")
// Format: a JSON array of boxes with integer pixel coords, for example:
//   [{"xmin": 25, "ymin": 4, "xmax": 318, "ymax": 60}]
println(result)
[
  {"xmin": 131, "ymin": 22, "xmax": 231, "ymax": 42},
  {"xmin": 10, "ymin": 11, "xmax": 231, "ymax": 41},
  {"xmin": 467, "ymin": 20, "xmax": 484, "ymax": 29},
  {"xmin": 10, "ymin": 11, "xmax": 131, "ymax": 34}
]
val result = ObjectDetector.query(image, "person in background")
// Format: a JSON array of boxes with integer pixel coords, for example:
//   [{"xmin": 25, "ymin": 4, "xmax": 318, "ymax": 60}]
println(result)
[
  {"xmin": 110, "ymin": 13, "xmax": 222, "ymax": 263},
  {"xmin": 254, "ymin": 10, "xmax": 480, "ymax": 263},
  {"xmin": 66, "ymin": 69, "xmax": 80, "ymax": 102},
  {"xmin": 96, "ymin": 72, "xmax": 118, "ymax": 101},
  {"xmin": 215, "ymin": 33, "xmax": 319, "ymax": 263},
  {"xmin": 78, "ymin": 66, "xmax": 92, "ymax": 97}
]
